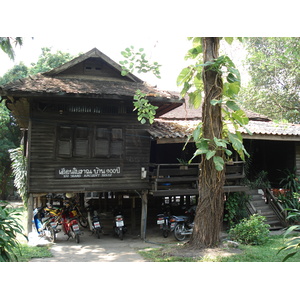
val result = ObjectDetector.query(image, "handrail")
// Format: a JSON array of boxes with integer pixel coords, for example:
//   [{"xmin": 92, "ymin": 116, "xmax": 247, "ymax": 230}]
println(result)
[{"xmin": 265, "ymin": 188, "xmax": 288, "ymax": 227}]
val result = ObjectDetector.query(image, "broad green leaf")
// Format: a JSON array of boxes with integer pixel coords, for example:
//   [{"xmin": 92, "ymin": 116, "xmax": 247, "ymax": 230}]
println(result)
[
  {"xmin": 177, "ymin": 67, "xmax": 193, "ymax": 86},
  {"xmin": 206, "ymin": 150, "xmax": 216, "ymax": 160},
  {"xmin": 232, "ymin": 109, "xmax": 249, "ymax": 125},
  {"xmin": 213, "ymin": 137, "xmax": 228, "ymax": 148},
  {"xmin": 211, "ymin": 99, "xmax": 223, "ymax": 106},
  {"xmin": 224, "ymin": 37, "xmax": 234, "ymax": 45},
  {"xmin": 192, "ymin": 123, "xmax": 203, "ymax": 141},
  {"xmin": 213, "ymin": 156, "xmax": 225, "ymax": 171},
  {"xmin": 226, "ymin": 100, "xmax": 240, "ymax": 111}
]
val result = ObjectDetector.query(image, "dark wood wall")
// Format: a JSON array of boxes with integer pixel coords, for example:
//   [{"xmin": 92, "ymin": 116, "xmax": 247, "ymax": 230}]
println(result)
[{"xmin": 28, "ymin": 98, "xmax": 151, "ymax": 194}]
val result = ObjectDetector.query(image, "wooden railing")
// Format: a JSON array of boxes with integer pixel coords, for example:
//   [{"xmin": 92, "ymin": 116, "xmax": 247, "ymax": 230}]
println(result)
[
  {"xmin": 264, "ymin": 188, "xmax": 288, "ymax": 227},
  {"xmin": 149, "ymin": 161, "xmax": 247, "ymax": 196}
]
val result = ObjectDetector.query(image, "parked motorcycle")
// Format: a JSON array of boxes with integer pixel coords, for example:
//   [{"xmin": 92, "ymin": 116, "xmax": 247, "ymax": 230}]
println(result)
[
  {"xmin": 61, "ymin": 203, "xmax": 81, "ymax": 243},
  {"xmin": 86, "ymin": 203, "xmax": 102, "ymax": 239},
  {"xmin": 33, "ymin": 206, "xmax": 59, "ymax": 243},
  {"xmin": 157, "ymin": 205, "xmax": 172, "ymax": 238},
  {"xmin": 173, "ymin": 206, "xmax": 196, "ymax": 241},
  {"xmin": 113, "ymin": 209, "xmax": 127, "ymax": 240}
]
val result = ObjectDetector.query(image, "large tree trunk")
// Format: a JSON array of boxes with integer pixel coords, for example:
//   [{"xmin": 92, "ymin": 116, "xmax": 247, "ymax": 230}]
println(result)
[{"xmin": 189, "ymin": 37, "xmax": 225, "ymax": 248}]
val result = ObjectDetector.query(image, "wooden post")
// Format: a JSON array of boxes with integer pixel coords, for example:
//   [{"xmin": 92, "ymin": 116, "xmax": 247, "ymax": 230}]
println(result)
[
  {"xmin": 26, "ymin": 193, "xmax": 34, "ymax": 236},
  {"xmin": 140, "ymin": 190, "xmax": 148, "ymax": 240}
]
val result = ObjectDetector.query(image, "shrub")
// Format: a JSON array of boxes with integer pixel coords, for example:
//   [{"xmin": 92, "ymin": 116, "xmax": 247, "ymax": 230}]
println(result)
[
  {"xmin": 0, "ymin": 201, "xmax": 26, "ymax": 261},
  {"xmin": 223, "ymin": 192, "xmax": 249, "ymax": 228},
  {"xmin": 228, "ymin": 214, "xmax": 270, "ymax": 245}
]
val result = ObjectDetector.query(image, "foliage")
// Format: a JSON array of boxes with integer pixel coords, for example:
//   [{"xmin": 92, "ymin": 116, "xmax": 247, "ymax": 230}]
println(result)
[
  {"xmin": 0, "ymin": 37, "xmax": 23, "ymax": 60},
  {"xmin": 9, "ymin": 146, "xmax": 28, "ymax": 207},
  {"xmin": 278, "ymin": 209, "xmax": 300, "ymax": 261},
  {"xmin": 279, "ymin": 168, "xmax": 300, "ymax": 196},
  {"xmin": 0, "ymin": 62, "xmax": 29, "ymax": 85},
  {"xmin": 228, "ymin": 214, "xmax": 270, "ymax": 245},
  {"xmin": 133, "ymin": 90, "xmax": 158, "ymax": 124},
  {"xmin": 248, "ymin": 170, "xmax": 271, "ymax": 189},
  {"xmin": 0, "ymin": 102, "xmax": 21, "ymax": 198},
  {"xmin": 0, "ymin": 201, "xmax": 26, "ymax": 261},
  {"xmin": 240, "ymin": 37, "xmax": 300, "ymax": 123},
  {"xmin": 0, "ymin": 47, "xmax": 76, "ymax": 86},
  {"xmin": 223, "ymin": 192, "xmax": 249, "ymax": 228},
  {"xmin": 29, "ymin": 47, "xmax": 76, "ymax": 74},
  {"xmin": 179, "ymin": 37, "xmax": 250, "ymax": 171},
  {"xmin": 120, "ymin": 46, "xmax": 161, "ymax": 78},
  {"xmin": 120, "ymin": 46, "xmax": 161, "ymax": 124}
]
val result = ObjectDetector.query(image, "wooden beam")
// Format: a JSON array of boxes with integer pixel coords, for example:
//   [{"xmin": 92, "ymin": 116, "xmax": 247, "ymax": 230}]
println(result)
[{"xmin": 140, "ymin": 190, "xmax": 148, "ymax": 240}]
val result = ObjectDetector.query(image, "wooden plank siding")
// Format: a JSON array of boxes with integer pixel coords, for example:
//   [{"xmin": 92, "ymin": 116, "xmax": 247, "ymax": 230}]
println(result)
[
  {"xmin": 296, "ymin": 142, "xmax": 300, "ymax": 177},
  {"xmin": 28, "ymin": 101, "xmax": 151, "ymax": 194}
]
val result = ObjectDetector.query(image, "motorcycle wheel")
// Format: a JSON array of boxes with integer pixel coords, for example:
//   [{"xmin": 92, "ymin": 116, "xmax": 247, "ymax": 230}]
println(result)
[
  {"xmin": 75, "ymin": 233, "xmax": 80, "ymax": 243},
  {"xmin": 174, "ymin": 223, "xmax": 186, "ymax": 241},
  {"xmin": 78, "ymin": 216, "xmax": 88, "ymax": 228},
  {"xmin": 46, "ymin": 225, "xmax": 56, "ymax": 243},
  {"xmin": 162, "ymin": 225, "xmax": 169, "ymax": 238},
  {"xmin": 119, "ymin": 229, "xmax": 123, "ymax": 240},
  {"xmin": 96, "ymin": 228, "xmax": 101, "ymax": 239}
]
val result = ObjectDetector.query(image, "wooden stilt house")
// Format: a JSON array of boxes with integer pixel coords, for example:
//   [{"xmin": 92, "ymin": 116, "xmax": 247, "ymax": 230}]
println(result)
[{"xmin": 0, "ymin": 48, "xmax": 183, "ymax": 237}]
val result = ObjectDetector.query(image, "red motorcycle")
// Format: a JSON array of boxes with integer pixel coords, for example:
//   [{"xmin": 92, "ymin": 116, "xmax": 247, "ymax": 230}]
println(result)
[{"xmin": 61, "ymin": 204, "xmax": 81, "ymax": 243}]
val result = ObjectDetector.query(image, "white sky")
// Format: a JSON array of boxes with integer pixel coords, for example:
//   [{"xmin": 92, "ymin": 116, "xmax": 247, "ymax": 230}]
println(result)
[{"xmin": 0, "ymin": 36, "xmax": 250, "ymax": 92}]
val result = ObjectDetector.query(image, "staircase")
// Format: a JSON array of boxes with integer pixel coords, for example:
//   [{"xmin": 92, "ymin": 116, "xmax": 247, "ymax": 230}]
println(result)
[{"xmin": 246, "ymin": 189, "xmax": 284, "ymax": 230}]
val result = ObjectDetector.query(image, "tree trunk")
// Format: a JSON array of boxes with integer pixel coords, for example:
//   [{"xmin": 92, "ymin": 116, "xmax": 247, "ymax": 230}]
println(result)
[{"xmin": 189, "ymin": 37, "xmax": 225, "ymax": 248}]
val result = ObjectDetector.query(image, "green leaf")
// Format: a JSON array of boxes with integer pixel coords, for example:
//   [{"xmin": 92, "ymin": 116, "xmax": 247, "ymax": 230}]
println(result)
[
  {"xmin": 213, "ymin": 156, "xmax": 225, "ymax": 171},
  {"xmin": 206, "ymin": 150, "xmax": 216, "ymax": 160},
  {"xmin": 177, "ymin": 67, "xmax": 193, "ymax": 86},
  {"xmin": 226, "ymin": 100, "xmax": 240, "ymax": 111},
  {"xmin": 224, "ymin": 37, "xmax": 234, "ymax": 45}
]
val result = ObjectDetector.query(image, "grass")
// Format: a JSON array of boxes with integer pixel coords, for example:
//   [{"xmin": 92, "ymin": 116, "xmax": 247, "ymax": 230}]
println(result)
[
  {"xmin": 139, "ymin": 235, "xmax": 300, "ymax": 262},
  {"xmin": 15, "ymin": 244, "xmax": 53, "ymax": 262}
]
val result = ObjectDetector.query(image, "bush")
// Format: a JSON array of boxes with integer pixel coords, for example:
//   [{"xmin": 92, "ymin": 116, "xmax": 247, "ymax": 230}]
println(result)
[
  {"xmin": 0, "ymin": 201, "xmax": 26, "ymax": 261},
  {"xmin": 228, "ymin": 214, "xmax": 270, "ymax": 245}
]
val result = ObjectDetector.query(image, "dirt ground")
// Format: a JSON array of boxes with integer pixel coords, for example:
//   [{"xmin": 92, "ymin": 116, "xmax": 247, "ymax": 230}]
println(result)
[{"xmin": 28, "ymin": 226, "xmax": 243, "ymax": 262}]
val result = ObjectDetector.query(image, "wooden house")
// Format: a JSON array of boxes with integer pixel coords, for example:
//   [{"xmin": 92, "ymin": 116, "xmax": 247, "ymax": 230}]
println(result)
[
  {"xmin": 0, "ymin": 48, "xmax": 183, "ymax": 237},
  {"xmin": 2, "ymin": 47, "xmax": 300, "ymax": 237}
]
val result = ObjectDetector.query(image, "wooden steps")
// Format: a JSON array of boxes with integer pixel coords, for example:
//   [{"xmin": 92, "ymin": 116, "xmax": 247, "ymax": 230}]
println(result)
[{"xmin": 246, "ymin": 189, "xmax": 284, "ymax": 230}]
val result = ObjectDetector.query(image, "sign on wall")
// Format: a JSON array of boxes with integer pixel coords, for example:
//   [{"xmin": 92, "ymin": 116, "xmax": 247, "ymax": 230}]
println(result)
[{"xmin": 55, "ymin": 167, "xmax": 122, "ymax": 179}]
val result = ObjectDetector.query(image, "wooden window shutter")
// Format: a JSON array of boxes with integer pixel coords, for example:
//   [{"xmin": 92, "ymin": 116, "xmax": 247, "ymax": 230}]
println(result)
[
  {"xmin": 74, "ymin": 126, "xmax": 89, "ymax": 157},
  {"xmin": 94, "ymin": 127, "xmax": 110, "ymax": 157},
  {"xmin": 111, "ymin": 128, "xmax": 123, "ymax": 156},
  {"xmin": 58, "ymin": 126, "xmax": 72, "ymax": 157}
]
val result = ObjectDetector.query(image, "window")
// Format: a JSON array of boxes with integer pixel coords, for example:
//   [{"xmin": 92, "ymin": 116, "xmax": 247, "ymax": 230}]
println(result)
[
  {"xmin": 57, "ymin": 125, "xmax": 124, "ymax": 158},
  {"xmin": 57, "ymin": 125, "xmax": 89, "ymax": 158},
  {"xmin": 94, "ymin": 127, "xmax": 123, "ymax": 157},
  {"xmin": 58, "ymin": 126, "xmax": 72, "ymax": 157}
]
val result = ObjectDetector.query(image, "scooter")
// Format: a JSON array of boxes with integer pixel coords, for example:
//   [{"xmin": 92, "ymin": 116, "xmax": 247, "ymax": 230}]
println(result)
[
  {"xmin": 61, "ymin": 204, "xmax": 81, "ymax": 243},
  {"xmin": 173, "ymin": 206, "xmax": 196, "ymax": 241},
  {"xmin": 87, "ymin": 203, "xmax": 102, "ymax": 239},
  {"xmin": 33, "ymin": 207, "xmax": 59, "ymax": 243},
  {"xmin": 113, "ymin": 209, "xmax": 127, "ymax": 240}
]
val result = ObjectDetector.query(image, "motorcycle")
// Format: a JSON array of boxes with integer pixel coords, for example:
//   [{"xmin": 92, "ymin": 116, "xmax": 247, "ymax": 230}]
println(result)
[
  {"xmin": 61, "ymin": 203, "xmax": 82, "ymax": 243},
  {"xmin": 33, "ymin": 206, "xmax": 59, "ymax": 243},
  {"xmin": 113, "ymin": 209, "xmax": 127, "ymax": 240},
  {"xmin": 86, "ymin": 203, "xmax": 102, "ymax": 239},
  {"xmin": 173, "ymin": 206, "xmax": 196, "ymax": 241},
  {"xmin": 157, "ymin": 205, "xmax": 173, "ymax": 238}
]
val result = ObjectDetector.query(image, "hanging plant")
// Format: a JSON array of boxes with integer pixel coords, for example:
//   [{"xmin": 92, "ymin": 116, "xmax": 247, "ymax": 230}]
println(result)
[{"xmin": 9, "ymin": 146, "xmax": 28, "ymax": 208}]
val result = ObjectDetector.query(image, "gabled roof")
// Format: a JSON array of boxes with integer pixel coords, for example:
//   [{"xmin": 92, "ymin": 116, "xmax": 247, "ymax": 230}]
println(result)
[
  {"xmin": 43, "ymin": 47, "xmax": 142, "ymax": 83},
  {"xmin": 0, "ymin": 48, "xmax": 184, "ymax": 127}
]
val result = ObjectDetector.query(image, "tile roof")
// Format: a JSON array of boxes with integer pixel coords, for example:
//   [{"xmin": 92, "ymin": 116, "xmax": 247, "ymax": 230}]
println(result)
[{"xmin": 149, "ymin": 119, "xmax": 300, "ymax": 141}]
